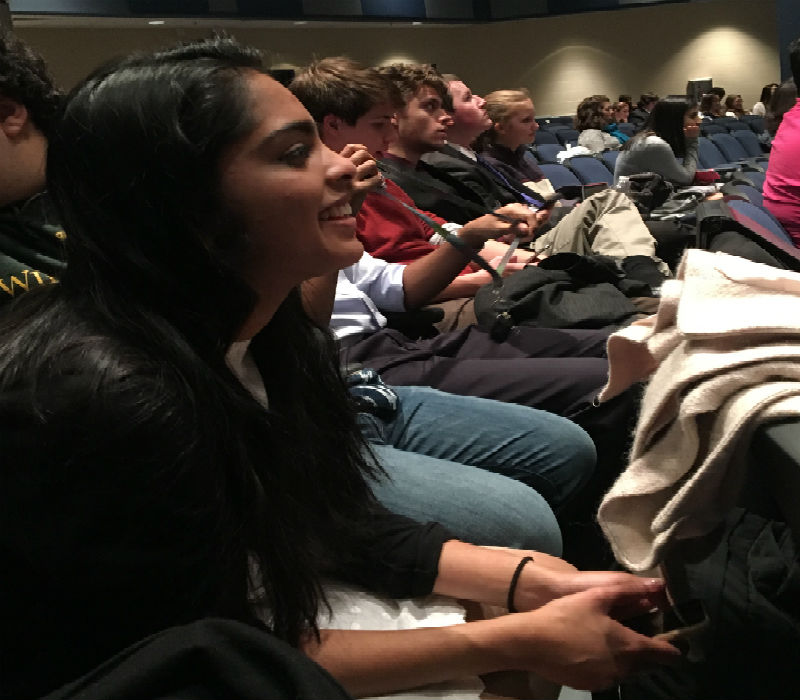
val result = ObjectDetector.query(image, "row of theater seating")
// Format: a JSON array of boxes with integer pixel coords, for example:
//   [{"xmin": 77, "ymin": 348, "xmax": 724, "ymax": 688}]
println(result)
[
  {"xmin": 529, "ymin": 135, "xmax": 769, "ymax": 187},
  {"xmin": 535, "ymin": 132, "xmax": 767, "ymax": 166},
  {"xmin": 534, "ymin": 122, "xmax": 638, "ymax": 147},
  {"xmin": 699, "ymin": 114, "xmax": 766, "ymax": 136},
  {"xmin": 534, "ymin": 116, "xmax": 766, "ymax": 147},
  {"xmin": 524, "ymin": 144, "xmax": 789, "ymax": 244}
]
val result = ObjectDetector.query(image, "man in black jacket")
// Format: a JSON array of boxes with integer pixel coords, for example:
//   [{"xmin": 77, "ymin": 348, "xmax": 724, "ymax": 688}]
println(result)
[
  {"xmin": 377, "ymin": 63, "xmax": 518, "ymax": 224},
  {"xmin": 0, "ymin": 34, "xmax": 65, "ymax": 305},
  {"xmin": 630, "ymin": 92, "xmax": 659, "ymax": 129}
]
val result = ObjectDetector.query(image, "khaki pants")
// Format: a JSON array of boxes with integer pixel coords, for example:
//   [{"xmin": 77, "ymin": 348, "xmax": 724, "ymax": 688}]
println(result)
[{"xmin": 534, "ymin": 189, "xmax": 666, "ymax": 269}]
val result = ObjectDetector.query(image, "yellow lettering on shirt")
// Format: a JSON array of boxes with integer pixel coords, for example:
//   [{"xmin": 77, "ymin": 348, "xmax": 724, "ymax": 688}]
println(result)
[{"xmin": 0, "ymin": 270, "xmax": 57, "ymax": 297}]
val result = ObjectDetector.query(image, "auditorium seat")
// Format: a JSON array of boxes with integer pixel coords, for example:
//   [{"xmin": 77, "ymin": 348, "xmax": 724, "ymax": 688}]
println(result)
[
  {"xmin": 697, "ymin": 136, "xmax": 746, "ymax": 172},
  {"xmin": 555, "ymin": 129, "xmax": 580, "ymax": 147},
  {"xmin": 541, "ymin": 123, "xmax": 571, "ymax": 132},
  {"xmin": 538, "ymin": 163, "xmax": 582, "ymax": 190},
  {"xmin": 727, "ymin": 198, "xmax": 794, "ymax": 246},
  {"xmin": 534, "ymin": 130, "xmax": 560, "ymax": 146},
  {"xmin": 700, "ymin": 122, "xmax": 728, "ymax": 136},
  {"xmin": 535, "ymin": 143, "xmax": 564, "ymax": 163},
  {"xmin": 726, "ymin": 182, "xmax": 764, "ymax": 208},
  {"xmin": 725, "ymin": 120, "xmax": 751, "ymax": 132},
  {"xmin": 732, "ymin": 129, "xmax": 768, "ymax": 159},
  {"xmin": 565, "ymin": 155, "xmax": 614, "ymax": 185},
  {"xmin": 710, "ymin": 133, "xmax": 766, "ymax": 170},
  {"xmin": 730, "ymin": 170, "xmax": 766, "ymax": 191},
  {"xmin": 742, "ymin": 115, "xmax": 766, "ymax": 134},
  {"xmin": 601, "ymin": 150, "xmax": 620, "ymax": 172}
]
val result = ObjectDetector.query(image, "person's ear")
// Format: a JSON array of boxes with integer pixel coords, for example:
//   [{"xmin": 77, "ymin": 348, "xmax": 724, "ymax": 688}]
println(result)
[
  {"xmin": 320, "ymin": 113, "xmax": 342, "ymax": 141},
  {"xmin": 493, "ymin": 120, "xmax": 505, "ymax": 137},
  {"xmin": 0, "ymin": 98, "xmax": 29, "ymax": 137}
]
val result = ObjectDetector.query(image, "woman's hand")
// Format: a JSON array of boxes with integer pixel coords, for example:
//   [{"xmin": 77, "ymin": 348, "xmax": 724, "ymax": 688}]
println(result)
[
  {"xmin": 500, "ymin": 585, "xmax": 681, "ymax": 690},
  {"xmin": 683, "ymin": 122, "xmax": 700, "ymax": 140},
  {"xmin": 514, "ymin": 557, "xmax": 668, "ymax": 614},
  {"xmin": 340, "ymin": 143, "xmax": 382, "ymax": 213}
]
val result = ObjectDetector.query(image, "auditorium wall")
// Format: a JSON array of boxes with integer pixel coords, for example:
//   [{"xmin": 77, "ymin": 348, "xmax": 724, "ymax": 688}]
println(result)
[{"xmin": 15, "ymin": 0, "xmax": 780, "ymax": 117}]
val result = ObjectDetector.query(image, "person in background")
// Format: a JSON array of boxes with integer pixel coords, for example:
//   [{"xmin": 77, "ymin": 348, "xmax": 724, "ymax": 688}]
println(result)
[
  {"xmin": 752, "ymin": 82, "xmax": 779, "ymax": 117},
  {"xmin": 699, "ymin": 92, "xmax": 722, "ymax": 119},
  {"xmin": 764, "ymin": 37, "xmax": 800, "ymax": 247},
  {"xmin": 614, "ymin": 95, "xmax": 700, "ymax": 187},
  {"xmin": 474, "ymin": 88, "xmax": 545, "ymax": 187},
  {"xmin": 710, "ymin": 85, "xmax": 726, "ymax": 104},
  {"xmin": 575, "ymin": 94, "xmax": 621, "ymax": 153},
  {"xmin": 614, "ymin": 100, "xmax": 630, "ymax": 124},
  {"xmin": 724, "ymin": 94, "xmax": 747, "ymax": 119},
  {"xmin": 629, "ymin": 92, "xmax": 659, "ymax": 128},
  {"xmin": 765, "ymin": 78, "xmax": 798, "ymax": 136},
  {"xmin": 617, "ymin": 94, "xmax": 634, "ymax": 117}
]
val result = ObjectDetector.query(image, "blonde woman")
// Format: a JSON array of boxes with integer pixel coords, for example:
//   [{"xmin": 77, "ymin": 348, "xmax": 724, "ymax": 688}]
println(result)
[{"xmin": 475, "ymin": 88, "xmax": 546, "ymax": 192}]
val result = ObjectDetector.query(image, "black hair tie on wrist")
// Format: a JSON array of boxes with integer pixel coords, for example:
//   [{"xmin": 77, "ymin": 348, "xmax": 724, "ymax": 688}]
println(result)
[{"xmin": 507, "ymin": 556, "xmax": 534, "ymax": 613}]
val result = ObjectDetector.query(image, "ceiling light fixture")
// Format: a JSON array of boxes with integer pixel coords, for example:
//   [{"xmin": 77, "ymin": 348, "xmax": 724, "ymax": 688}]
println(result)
[
  {"xmin": 294, "ymin": 20, "xmax": 307, "ymax": 25},
  {"xmin": 148, "ymin": 20, "xmax": 165, "ymax": 25},
  {"xmin": 412, "ymin": 21, "xmax": 422, "ymax": 25}
]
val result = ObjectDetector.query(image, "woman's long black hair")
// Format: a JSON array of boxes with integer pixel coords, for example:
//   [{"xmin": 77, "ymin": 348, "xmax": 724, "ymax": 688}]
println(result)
[
  {"xmin": 759, "ymin": 83, "xmax": 779, "ymax": 106},
  {"xmin": 40, "ymin": 36, "xmax": 382, "ymax": 646},
  {"xmin": 766, "ymin": 78, "xmax": 797, "ymax": 136},
  {"xmin": 623, "ymin": 95, "xmax": 695, "ymax": 158}
]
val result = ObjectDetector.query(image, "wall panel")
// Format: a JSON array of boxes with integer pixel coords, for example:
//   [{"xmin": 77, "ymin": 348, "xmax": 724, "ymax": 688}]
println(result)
[{"xmin": 15, "ymin": 0, "xmax": 780, "ymax": 117}]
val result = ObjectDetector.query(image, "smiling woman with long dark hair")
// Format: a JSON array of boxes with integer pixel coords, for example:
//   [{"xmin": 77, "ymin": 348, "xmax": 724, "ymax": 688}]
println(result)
[{"xmin": 0, "ymin": 36, "xmax": 680, "ymax": 700}]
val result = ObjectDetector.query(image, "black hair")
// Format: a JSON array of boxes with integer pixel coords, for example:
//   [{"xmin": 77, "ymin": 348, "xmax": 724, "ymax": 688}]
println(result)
[
  {"xmin": 624, "ymin": 95, "xmax": 695, "ymax": 158},
  {"xmin": 699, "ymin": 93, "xmax": 720, "ymax": 117},
  {"xmin": 759, "ymin": 83, "xmax": 779, "ymax": 105},
  {"xmin": 0, "ymin": 33, "xmax": 62, "ymax": 137},
  {"xmin": 790, "ymin": 37, "xmax": 800, "ymax": 87},
  {"xmin": 637, "ymin": 92, "xmax": 659, "ymax": 109},
  {"xmin": 766, "ymin": 77, "xmax": 798, "ymax": 136},
  {"xmin": 20, "ymin": 34, "xmax": 380, "ymax": 656}
]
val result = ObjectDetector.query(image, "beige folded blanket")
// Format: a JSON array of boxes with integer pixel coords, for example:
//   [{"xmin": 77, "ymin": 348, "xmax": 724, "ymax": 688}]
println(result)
[{"xmin": 598, "ymin": 249, "xmax": 800, "ymax": 572}]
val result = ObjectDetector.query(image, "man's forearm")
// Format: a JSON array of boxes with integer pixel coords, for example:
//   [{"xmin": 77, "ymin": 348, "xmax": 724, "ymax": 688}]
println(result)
[
  {"xmin": 401, "ymin": 241, "xmax": 475, "ymax": 308},
  {"xmin": 430, "ymin": 271, "xmax": 490, "ymax": 302}
]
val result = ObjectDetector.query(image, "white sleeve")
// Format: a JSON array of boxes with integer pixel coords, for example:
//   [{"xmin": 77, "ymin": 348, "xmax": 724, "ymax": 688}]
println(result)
[{"xmin": 342, "ymin": 252, "xmax": 406, "ymax": 312}]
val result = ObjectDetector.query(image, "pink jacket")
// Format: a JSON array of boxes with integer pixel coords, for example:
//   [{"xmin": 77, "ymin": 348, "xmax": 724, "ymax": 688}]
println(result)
[{"xmin": 764, "ymin": 99, "xmax": 800, "ymax": 247}]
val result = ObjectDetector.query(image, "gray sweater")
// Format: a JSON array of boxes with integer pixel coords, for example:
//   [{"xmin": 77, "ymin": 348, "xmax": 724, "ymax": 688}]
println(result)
[{"xmin": 613, "ymin": 134, "xmax": 699, "ymax": 187}]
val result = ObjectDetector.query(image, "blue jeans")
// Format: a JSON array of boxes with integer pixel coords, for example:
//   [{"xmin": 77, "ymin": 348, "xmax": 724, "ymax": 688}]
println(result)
[{"xmin": 360, "ymin": 386, "xmax": 596, "ymax": 556}]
